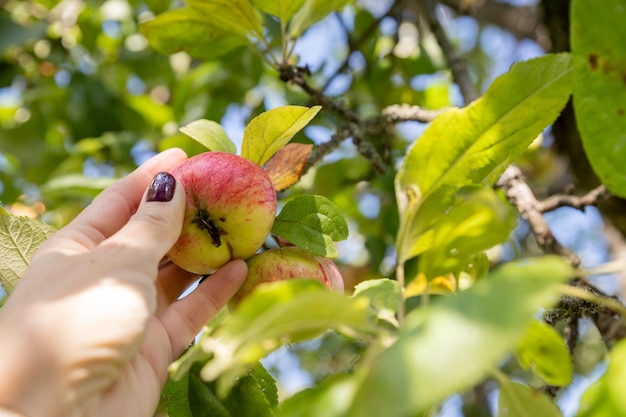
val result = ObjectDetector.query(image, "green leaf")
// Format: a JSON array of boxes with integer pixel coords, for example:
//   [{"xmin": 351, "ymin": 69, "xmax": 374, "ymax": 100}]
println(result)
[
  {"xmin": 199, "ymin": 280, "xmax": 370, "ymax": 396},
  {"xmin": 241, "ymin": 105, "xmax": 321, "ymax": 166},
  {"xmin": 576, "ymin": 338, "xmax": 626, "ymax": 417},
  {"xmin": 249, "ymin": 362, "xmax": 279, "ymax": 408},
  {"xmin": 419, "ymin": 186, "xmax": 517, "ymax": 279},
  {"xmin": 571, "ymin": 0, "xmax": 626, "ymax": 197},
  {"xmin": 0, "ymin": 207, "xmax": 56, "ymax": 294},
  {"xmin": 180, "ymin": 119, "xmax": 236, "ymax": 154},
  {"xmin": 346, "ymin": 256, "xmax": 572, "ymax": 417},
  {"xmin": 352, "ymin": 278, "xmax": 400, "ymax": 322},
  {"xmin": 140, "ymin": 8, "xmax": 247, "ymax": 60},
  {"xmin": 271, "ymin": 195, "xmax": 349, "ymax": 258},
  {"xmin": 395, "ymin": 53, "xmax": 573, "ymax": 263},
  {"xmin": 289, "ymin": 0, "xmax": 354, "ymax": 37},
  {"xmin": 352, "ymin": 278, "xmax": 399, "ymax": 314},
  {"xmin": 165, "ymin": 362, "xmax": 278, "ymax": 417},
  {"xmin": 497, "ymin": 378, "xmax": 563, "ymax": 417},
  {"xmin": 188, "ymin": 373, "xmax": 232, "ymax": 417},
  {"xmin": 278, "ymin": 373, "xmax": 359, "ymax": 417},
  {"xmin": 222, "ymin": 366, "xmax": 275, "ymax": 417},
  {"xmin": 516, "ymin": 320, "xmax": 573, "ymax": 386},
  {"xmin": 253, "ymin": 0, "xmax": 306, "ymax": 22},
  {"xmin": 40, "ymin": 174, "xmax": 116, "ymax": 198},
  {"xmin": 125, "ymin": 94, "xmax": 174, "ymax": 127},
  {"xmin": 162, "ymin": 373, "xmax": 194, "ymax": 417},
  {"xmin": 186, "ymin": 0, "xmax": 263, "ymax": 39},
  {"xmin": 159, "ymin": 133, "xmax": 215, "ymax": 158}
]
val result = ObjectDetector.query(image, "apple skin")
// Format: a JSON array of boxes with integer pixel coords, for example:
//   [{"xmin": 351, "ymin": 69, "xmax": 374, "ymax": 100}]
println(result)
[
  {"xmin": 229, "ymin": 247, "xmax": 344, "ymax": 306},
  {"xmin": 167, "ymin": 151, "xmax": 277, "ymax": 274}
]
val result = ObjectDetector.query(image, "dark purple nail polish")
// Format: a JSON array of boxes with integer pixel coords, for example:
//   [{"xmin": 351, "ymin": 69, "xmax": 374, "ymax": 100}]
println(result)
[{"xmin": 147, "ymin": 172, "xmax": 176, "ymax": 202}]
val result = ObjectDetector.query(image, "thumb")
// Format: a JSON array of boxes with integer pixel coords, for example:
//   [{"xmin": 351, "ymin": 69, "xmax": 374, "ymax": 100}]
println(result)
[{"xmin": 101, "ymin": 172, "xmax": 186, "ymax": 265}]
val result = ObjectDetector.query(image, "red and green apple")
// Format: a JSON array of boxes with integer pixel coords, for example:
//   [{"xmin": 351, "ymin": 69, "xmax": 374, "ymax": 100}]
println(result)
[
  {"xmin": 230, "ymin": 246, "xmax": 344, "ymax": 306},
  {"xmin": 167, "ymin": 151, "xmax": 277, "ymax": 274}
]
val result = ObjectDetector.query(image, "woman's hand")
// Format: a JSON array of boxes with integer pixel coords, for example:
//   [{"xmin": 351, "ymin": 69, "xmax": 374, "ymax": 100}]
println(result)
[{"xmin": 0, "ymin": 148, "xmax": 247, "ymax": 417}]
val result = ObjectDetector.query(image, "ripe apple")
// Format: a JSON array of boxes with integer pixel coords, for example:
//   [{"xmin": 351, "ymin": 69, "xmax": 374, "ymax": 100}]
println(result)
[
  {"xmin": 229, "ymin": 246, "xmax": 344, "ymax": 306},
  {"xmin": 167, "ymin": 151, "xmax": 277, "ymax": 274}
]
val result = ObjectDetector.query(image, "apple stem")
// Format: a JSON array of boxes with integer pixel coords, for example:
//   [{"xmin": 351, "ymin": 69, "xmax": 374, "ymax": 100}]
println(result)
[{"xmin": 193, "ymin": 209, "xmax": 226, "ymax": 247}]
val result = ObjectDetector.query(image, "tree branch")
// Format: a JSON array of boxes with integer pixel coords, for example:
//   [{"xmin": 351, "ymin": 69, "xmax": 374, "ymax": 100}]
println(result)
[
  {"xmin": 496, "ymin": 165, "xmax": 581, "ymax": 266},
  {"xmin": 440, "ymin": 0, "xmax": 549, "ymax": 49}
]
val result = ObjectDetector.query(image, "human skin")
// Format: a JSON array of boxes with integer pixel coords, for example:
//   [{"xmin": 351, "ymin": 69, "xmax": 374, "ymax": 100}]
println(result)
[
  {"xmin": 0, "ymin": 148, "xmax": 247, "ymax": 417},
  {"xmin": 167, "ymin": 152, "xmax": 277, "ymax": 274}
]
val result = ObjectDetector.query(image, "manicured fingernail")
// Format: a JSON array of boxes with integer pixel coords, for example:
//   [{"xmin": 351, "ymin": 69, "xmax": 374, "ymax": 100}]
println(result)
[{"xmin": 147, "ymin": 172, "xmax": 176, "ymax": 202}]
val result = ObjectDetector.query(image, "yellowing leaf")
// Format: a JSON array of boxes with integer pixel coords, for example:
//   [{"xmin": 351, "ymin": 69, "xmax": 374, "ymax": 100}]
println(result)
[
  {"xmin": 265, "ymin": 143, "xmax": 313, "ymax": 192},
  {"xmin": 241, "ymin": 105, "xmax": 321, "ymax": 166},
  {"xmin": 0, "ymin": 207, "xmax": 56, "ymax": 294}
]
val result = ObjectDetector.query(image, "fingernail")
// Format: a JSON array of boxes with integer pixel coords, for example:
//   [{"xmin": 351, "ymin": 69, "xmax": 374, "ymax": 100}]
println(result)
[{"xmin": 147, "ymin": 172, "xmax": 176, "ymax": 202}]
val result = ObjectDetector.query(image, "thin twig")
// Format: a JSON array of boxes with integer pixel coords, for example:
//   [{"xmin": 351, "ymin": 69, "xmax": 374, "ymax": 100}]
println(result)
[
  {"xmin": 418, "ymin": 0, "xmax": 479, "ymax": 104},
  {"xmin": 321, "ymin": 0, "xmax": 403, "ymax": 92},
  {"xmin": 537, "ymin": 185, "xmax": 608, "ymax": 213}
]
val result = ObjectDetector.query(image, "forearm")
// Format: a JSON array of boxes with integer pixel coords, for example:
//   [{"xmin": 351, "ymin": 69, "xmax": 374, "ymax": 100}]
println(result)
[{"xmin": 0, "ymin": 304, "xmax": 67, "ymax": 417}]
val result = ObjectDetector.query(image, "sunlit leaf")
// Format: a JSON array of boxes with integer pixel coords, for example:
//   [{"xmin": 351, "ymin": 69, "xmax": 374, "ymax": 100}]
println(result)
[
  {"xmin": 254, "ymin": 0, "xmax": 306, "ymax": 22},
  {"xmin": 271, "ymin": 194, "xmax": 348, "ymax": 257},
  {"xmin": 159, "ymin": 133, "xmax": 214, "ymax": 158},
  {"xmin": 516, "ymin": 320, "xmax": 573, "ymax": 386},
  {"xmin": 199, "ymin": 280, "xmax": 370, "ymax": 396},
  {"xmin": 352, "ymin": 278, "xmax": 399, "ymax": 315},
  {"xmin": 419, "ymin": 186, "xmax": 517, "ymax": 279},
  {"xmin": 289, "ymin": 0, "xmax": 354, "ymax": 37},
  {"xmin": 347, "ymin": 256, "xmax": 572, "ymax": 417},
  {"xmin": 140, "ymin": 8, "xmax": 247, "ymax": 60},
  {"xmin": 395, "ymin": 54, "xmax": 573, "ymax": 263},
  {"xmin": 0, "ymin": 207, "xmax": 56, "ymax": 294},
  {"xmin": 278, "ymin": 373, "xmax": 359, "ymax": 417},
  {"xmin": 572, "ymin": 0, "xmax": 626, "ymax": 197},
  {"xmin": 241, "ymin": 105, "xmax": 321, "ymax": 166},
  {"xmin": 125, "ymin": 94, "xmax": 174, "ymax": 127},
  {"xmin": 352, "ymin": 278, "xmax": 400, "ymax": 325},
  {"xmin": 497, "ymin": 378, "xmax": 563, "ymax": 417},
  {"xmin": 40, "ymin": 174, "xmax": 116, "ymax": 198},
  {"xmin": 180, "ymin": 119, "xmax": 236, "ymax": 154},
  {"xmin": 187, "ymin": 0, "xmax": 263, "ymax": 39},
  {"xmin": 265, "ymin": 143, "xmax": 313, "ymax": 192}
]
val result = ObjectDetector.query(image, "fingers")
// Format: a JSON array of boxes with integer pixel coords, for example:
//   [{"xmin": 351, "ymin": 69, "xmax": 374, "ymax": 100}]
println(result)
[
  {"xmin": 159, "ymin": 259, "xmax": 247, "ymax": 358},
  {"xmin": 65, "ymin": 148, "xmax": 188, "ymax": 246},
  {"xmin": 100, "ymin": 171, "xmax": 187, "ymax": 266},
  {"xmin": 155, "ymin": 261, "xmax": 199, "ymax": 316}
]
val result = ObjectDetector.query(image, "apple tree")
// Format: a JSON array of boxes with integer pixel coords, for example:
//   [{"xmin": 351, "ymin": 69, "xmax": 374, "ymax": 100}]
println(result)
[{"xmin": 1, "ymin": 0, "xmax": 626, "ymax": 416}]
